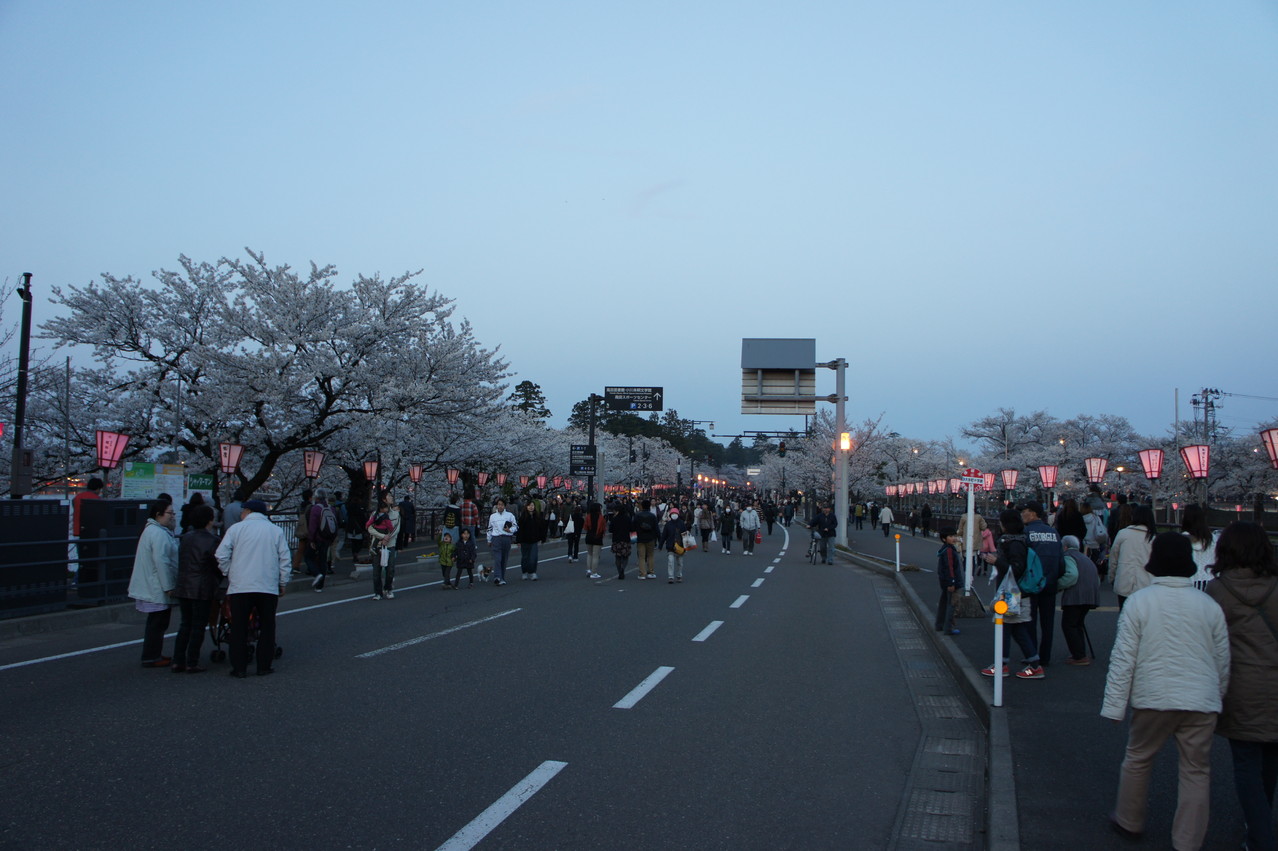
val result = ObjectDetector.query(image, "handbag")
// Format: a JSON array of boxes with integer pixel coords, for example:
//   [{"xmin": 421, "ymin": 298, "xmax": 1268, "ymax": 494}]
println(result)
[
  {"xmin": 755, "ymin": 530, "xmax": 763, "ymax": 544},
  {"xmin": 674, "ymin": 541, "xmax": 685, "ymax": 556}
]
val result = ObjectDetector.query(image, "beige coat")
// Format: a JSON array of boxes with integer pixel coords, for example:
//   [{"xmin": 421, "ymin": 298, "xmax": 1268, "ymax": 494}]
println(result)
[{"xmin": 1205, "ymin": 569, "xmax": 1278, "ymax": 741}]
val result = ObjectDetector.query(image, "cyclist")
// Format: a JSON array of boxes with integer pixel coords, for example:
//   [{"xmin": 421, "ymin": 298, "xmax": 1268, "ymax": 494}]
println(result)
[{"xmin": 813, "ymin": 504, "xmax": 839, "ymax": 564}]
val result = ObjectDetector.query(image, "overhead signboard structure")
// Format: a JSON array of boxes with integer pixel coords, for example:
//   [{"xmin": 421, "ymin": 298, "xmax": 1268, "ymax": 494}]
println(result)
[
  {"xmin": 741, "ymin": 338, "xmax": 849, "ymax": 549},
  {"xmin": 604, "ymin": 386, "xmax": 664, "ymax": 412},
  {"xmin": 741, "ymin": 339, "xmax": 818, "ymax": 415}
]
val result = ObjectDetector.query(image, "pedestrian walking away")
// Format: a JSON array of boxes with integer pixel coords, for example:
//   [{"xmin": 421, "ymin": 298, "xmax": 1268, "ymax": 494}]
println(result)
[
  {"xmin": 214, "ymin": 499, "xmax": 291, "ymax": 678},
  {"xmin": 1101, "ymin": 532, "xmax": 1230, "ymax": 851},
  {"xmin": 1203, "ymin": 522, "xmax": 1278, "ymax": 851}
]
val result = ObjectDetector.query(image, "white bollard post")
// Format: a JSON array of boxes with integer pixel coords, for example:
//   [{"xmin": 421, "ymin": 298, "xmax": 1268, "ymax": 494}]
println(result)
[
  {"xmin": 894, "ymin": 533, "xmax": 901, "ymax": 572},
  {"xmin": 993, "ymin": 599, "xmax": 1008, "ymax": 707}
]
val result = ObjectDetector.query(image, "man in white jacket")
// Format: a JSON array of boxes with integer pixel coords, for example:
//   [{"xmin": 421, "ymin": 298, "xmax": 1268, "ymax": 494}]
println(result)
[
  {"xmin": 216, "ymin": 500, "xmax": 292, "ymax": 678},
  {"xmin": 1101, "ymin": 532, "xmax": 1230, "ymax": 850}
]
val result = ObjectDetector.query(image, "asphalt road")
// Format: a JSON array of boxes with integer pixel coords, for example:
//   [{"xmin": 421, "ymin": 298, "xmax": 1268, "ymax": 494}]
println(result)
[{"xmin": 0, "ymin": 525, "xmax": 977, "ymax": 850}]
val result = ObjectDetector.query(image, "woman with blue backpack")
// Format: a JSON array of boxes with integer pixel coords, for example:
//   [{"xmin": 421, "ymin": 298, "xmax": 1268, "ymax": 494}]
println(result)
[{"xmin": 980, "ymin": 509, "xmax": 1045, "ymax": 680}]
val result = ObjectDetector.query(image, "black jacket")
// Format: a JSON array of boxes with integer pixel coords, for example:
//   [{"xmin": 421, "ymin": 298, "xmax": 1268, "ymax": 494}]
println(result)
[{"xmin": 175, "ymin": 528, "xmax": 221, "ymax": 600}]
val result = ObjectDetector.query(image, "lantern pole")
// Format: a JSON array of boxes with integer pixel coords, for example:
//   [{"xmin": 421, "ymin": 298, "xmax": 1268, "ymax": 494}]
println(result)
[{"xmin": 9, "ymin": 273, "xmax": 34, "ymax": 498}]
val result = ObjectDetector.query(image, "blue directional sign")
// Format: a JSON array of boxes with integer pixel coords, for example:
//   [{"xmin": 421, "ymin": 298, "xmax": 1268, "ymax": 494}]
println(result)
[{"xmin": 604, "ymin": 386, "xmax": 664, "ymax": 412}]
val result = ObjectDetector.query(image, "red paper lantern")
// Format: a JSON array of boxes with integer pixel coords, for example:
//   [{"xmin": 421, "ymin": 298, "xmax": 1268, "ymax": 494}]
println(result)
[
  {"xmin": 982, "ymin": 472, "xmax": 996, "ymax": 492},
  {"xmin": 303, "ymin": 450, "xmax": 325, "ymax": 480},
  {"xmin": 363, "ymin": 460, "xmax": 379, "ymax": 482},
  {"xmin": 478, "ymin": 471, "xmax": 490, "ymax": 487},
  {"xmin": 1000, "ymin": 469, "xmax": 1019, "ymax": 491},
  {"xmin": 1038, "ymin": 465, "xmax": 1059, "ymax": 490},
  {"xmin": 553, "ymin": 476, "xmax": 562, "ymax": 488},
  {"xmin": 1137, "ymin": 449, "xmax": 1164, "ymax": 480},
  {"xmin": 218, "ymin": 442, "xmax": 245, "ymax": 476},
  {"xmin": 96, "ymin": 430, "xmax": 130, "ymax": 470},
  {"xmin": 1180, "ymin": 445, "xmax": 1210, "ymax": 479},
  {"xmin": 536, "ymin": 475, "xmax": 547, "ymax": 489},
  {"xmin": 446, "ymin": 468, "xmax": 460, "ymax": 485},
  {"xmin": 1084, "ymin": 457, "xmax": 1107, "ymax": 484},
  {"xmin": 496, "ymin": 473, "xmax": 507, "ymax": 486},
  {"xmin": 1261, "ymin": 429, "xmax": 1278, "ymax": 470},
  {"xmin": 409, "ymin": 464, "xmax": 423, "ymax": 484},
  {"xmin": 519, "ymin": 476, "xmax": 529, "ymax": 487}
]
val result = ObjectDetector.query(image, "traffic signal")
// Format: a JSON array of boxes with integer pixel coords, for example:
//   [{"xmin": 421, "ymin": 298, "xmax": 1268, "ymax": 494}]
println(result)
[{"xmin": 777, "ymin": 441, "xmax": 786, "ymax": 457}]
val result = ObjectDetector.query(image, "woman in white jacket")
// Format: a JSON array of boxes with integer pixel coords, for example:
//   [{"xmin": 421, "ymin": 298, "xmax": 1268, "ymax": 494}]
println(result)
[
  {"xmin": 1101, "ymin": 532, "xmax": 1230, "ymax": 850},
  {"xmin": 1109, "ymin": 505, "xmax": 1158, "ymax": 608}
]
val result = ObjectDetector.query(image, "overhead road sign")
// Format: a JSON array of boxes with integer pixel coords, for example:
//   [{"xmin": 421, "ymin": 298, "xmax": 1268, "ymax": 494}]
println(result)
[
  {"xmin": 741, "ymin": 338, "xmax": 817, "ymax": 415},
  {"xmin": 604, "ymin": 386, "xmax": 664, "ymax": 412}
]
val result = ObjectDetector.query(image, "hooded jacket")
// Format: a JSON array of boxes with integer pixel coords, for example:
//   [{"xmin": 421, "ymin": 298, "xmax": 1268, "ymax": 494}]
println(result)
[{"xmin": 1205, "ymin": 569, "xmax": 1278, "ymax": 741}]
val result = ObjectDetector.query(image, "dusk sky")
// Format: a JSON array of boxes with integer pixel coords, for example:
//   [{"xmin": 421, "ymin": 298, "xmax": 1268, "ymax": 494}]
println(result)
[{"xmin": 3, "ymin": 2, "xmax": 1276, "ymax": 448}]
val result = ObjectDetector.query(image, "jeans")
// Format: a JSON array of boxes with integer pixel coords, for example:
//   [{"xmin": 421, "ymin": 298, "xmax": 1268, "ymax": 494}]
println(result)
[
  {"xmin": 667, "ymin": 552, "xmax": 683, "ymax": 579},
  {"xmin": 372, "ymin": 547, "xmax": 397, "ymax": 595},
  {"xmin": 1061, "ymin": 604, "xmax": 1091, "ymax": 659},
  {"xmin": 1114, "ymin": 709, "xmax": 1215, "ymax": 851},
  {"xmin": 999, "ymin": 621, "xmax": 1039, "ymax": 664},
  {"xmin": 227, "ymin": 592, "xmax": 278, "ymax": 674},
  {"xmin": 1229, "ymin": 738, "xmax": 1278, "ymax": 851},
  {"xmin": 141, "ymin": 608, "xmax": 172, "ymax": 663},
  {"xmin": 520, "ymin": 541, "xmax": 540, "ymax": 574},
  {"xmin": 1030, "ymin": 590, "xmax": 1058, "ymax": 664},
  {"xmin": 173, "ymin": 598, "xmax": 213, "ymax": 666},
  {"xmin": 818, "ymin": 536, "xmax": 832, "ymax": 563},
  {"xmin": 742, "ymin": 529, "xmax": 757, "ymax": 553},
  {"xmin": 490, "ymin": 536, "xmax": 512, "ymax": 581}
]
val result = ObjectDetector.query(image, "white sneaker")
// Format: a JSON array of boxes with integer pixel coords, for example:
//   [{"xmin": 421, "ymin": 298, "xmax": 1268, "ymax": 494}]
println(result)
[
  {"xmin": 370, "ymin": 594, "xmax": 381, "ymax": 600},
  {"xmin": 521, "ymin": 574, "xmax": 528, "ymax": 581},
  {"xmin": 531, "ymin": 573, "xmax": 538, "ymax": 581},
  {"xmin": 589, "ymin": 572, "xmax": 601, "ymax": 579},
  {"xmin": 384, "ymin": 591, "xmax": 395, "ymax": 599}
]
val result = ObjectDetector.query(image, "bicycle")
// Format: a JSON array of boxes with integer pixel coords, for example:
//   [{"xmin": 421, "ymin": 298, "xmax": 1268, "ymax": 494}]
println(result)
[{"xmin": 807, "ymin": 529, "xmax": 822, "ymax": 564}]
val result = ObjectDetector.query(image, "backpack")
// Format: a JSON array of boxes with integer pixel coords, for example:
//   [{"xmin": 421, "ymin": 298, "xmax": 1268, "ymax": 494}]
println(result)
[
  {"xmin": 1056, "ymin": 554, "xmax": 1079, "ymax": 590},
  {"xmin": 1018, "ymin": 546, "xmax": 1047, "ymax": 594},
  {"xmin": 316, "ymin": 504, "xmax": 338, "ymax": 543}
]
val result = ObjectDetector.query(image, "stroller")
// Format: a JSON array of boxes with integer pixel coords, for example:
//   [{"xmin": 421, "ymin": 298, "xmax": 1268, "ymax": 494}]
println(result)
[{"xmin": 209, "ymin": 598, "xmax": 283, "ymax": 664}]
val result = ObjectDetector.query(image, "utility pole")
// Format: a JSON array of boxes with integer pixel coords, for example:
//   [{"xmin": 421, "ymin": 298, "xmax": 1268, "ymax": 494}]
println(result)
[{"xmin": 9, "ymin": 273, "xmax": 34, "ymax": 498}]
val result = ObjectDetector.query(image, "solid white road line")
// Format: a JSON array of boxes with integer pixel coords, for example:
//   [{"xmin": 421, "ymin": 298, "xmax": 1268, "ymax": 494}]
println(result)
[
  {"xmin": 730, "ymin": 595, "xmax": 749, "ymax": 609},
  {"xmin": 764, "ymin": 566, "xmax": 775, "ymax": 574},
  {"xmin": 691, "ymin": 621, "xmax": 724, "ymax": 642},
  {"xmin": 751, "ymin": 578, "xmax": 765, "ymax": 588},
  {"xmin": 435, "ymin": 760, "xmax": 568, "ymax": 851},
  {"xmin": 613, "ymin": 665, "xmax": 675, "ymax": 709},
  {"xmin": 357, "ymin": 608, "xmax": 522, "ymax": 658}
]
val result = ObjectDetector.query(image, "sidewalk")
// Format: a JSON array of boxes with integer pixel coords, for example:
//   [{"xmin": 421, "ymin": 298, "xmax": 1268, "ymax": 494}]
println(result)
[{"xmin": 835, "ymin": 522, "xmax": 1246, "ymax": 851}]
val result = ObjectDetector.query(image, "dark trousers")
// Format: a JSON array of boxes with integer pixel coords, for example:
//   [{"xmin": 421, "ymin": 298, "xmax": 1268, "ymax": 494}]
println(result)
[
  {"xmin": 1060, "ymin": 604, "xmax": 1091, "ymax": 660},
  {"xmin": 141, "ymin": 608, "xmax": 172, "ymax": 662},
  {"xmin": 1230, "ymin": 738, "xmax": 1278, "ymax": 851},
  {"xmin": 519, "ymin": 541, "xmax": 540, "ymax": 574},
  {"xmin": 882, "ymin": 522, "xmax": 891, "ymax": 538},
  {"xmin": 934, "ymin": 586, "xmax": 959, "ymax": 631},
  {"xmin": 565, "ymin": 533, "xmax": 580, "ymax": 560},
  {"xmin": 1029, "ymin": 590, "xmax": 1058, "ymax": 664},
  {"xmin": 228, "ymin": 593, "xmax": 277, "ymax": 674},
  {"xmin": 1000, "ymin": 621, "xmax": 1039, "ymax": 663},
  {"xmin": 174, "ymin": 598, "xmax": 213, "ymax": 666}
]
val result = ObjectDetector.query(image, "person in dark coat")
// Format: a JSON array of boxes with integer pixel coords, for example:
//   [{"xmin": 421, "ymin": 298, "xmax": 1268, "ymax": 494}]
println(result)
[
  {"xmin": 659, "ymin": 508, "xmax": 688, "ymax": 583},
  {"xmin": 172, "ymin": 504, "xmax": 221, "ymax": 673},
  {"xmin": 397, "ymin": 495, "xmax": 416, "ymax": 549}
]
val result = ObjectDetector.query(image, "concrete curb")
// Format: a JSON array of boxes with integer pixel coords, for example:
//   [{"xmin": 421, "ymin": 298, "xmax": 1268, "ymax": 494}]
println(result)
[{"xmin": 839, "ymin": 545, "xmax": 1020, "ymax": 851}]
